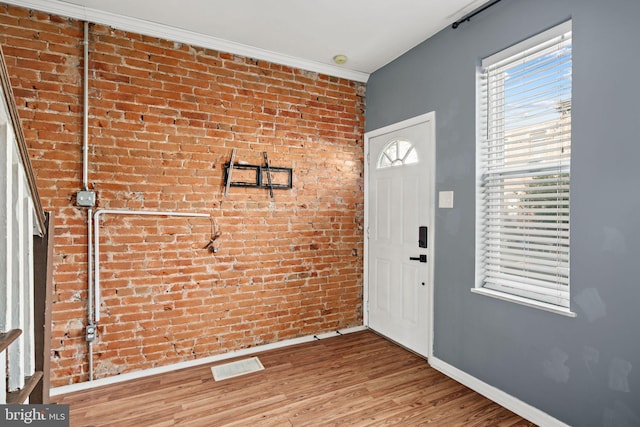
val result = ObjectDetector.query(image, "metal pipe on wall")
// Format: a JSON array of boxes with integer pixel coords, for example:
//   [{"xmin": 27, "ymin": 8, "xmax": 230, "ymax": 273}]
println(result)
[
  {"xmin": 82, "ymin": 21, "xmax": 89, "ymax": 191},
  {"xmin": 87, "ymin": 207, "xmax": 93, "ymax": 381},
  {"xmin": 81, "ymin": 21, "xmax": 94, "ymax": 381},
  {"xmin": 77, "ymin": 22, "xmax": 212, "ymax": 381}
]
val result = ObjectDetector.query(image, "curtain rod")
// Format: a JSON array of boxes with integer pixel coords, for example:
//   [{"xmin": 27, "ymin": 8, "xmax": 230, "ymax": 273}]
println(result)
[{"xmin": 452, "ymin": 0, "xmax": 502, "ymax": 29}]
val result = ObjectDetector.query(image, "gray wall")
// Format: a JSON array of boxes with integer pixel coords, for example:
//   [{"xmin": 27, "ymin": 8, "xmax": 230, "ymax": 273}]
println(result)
[{"xmin": 366, "ymin": 0, "xmax": 640, "ymax": 425}]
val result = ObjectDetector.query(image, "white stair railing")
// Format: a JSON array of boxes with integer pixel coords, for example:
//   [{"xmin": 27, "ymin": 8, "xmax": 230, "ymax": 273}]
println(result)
[
  {"xmin": 1, "ymin": 117, "xmax": 37, "ymax": 403},
  {"xmin": 1, "ymin": 43, "xmax": 45, "ymax": 404}
]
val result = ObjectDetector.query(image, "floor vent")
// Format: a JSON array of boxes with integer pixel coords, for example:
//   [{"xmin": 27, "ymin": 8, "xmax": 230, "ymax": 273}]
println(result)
[{"xmin": 211, "ymin": 357, "xmax": 264, "ymax": 381}]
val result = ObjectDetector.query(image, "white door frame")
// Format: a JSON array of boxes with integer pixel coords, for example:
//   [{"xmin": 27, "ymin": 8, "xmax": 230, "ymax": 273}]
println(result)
[{"xmin": 363, "ymin": 111, "xmax": 436, "ymax": 359}]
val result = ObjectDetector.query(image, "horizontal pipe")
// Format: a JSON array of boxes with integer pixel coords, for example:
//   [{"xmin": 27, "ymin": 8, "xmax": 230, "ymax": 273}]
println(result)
[
  {"xmin": 95, "ymin": 209, "xmax": 211, "ymax": 218},
  {"xmin": 93, "ymin": 209, "xmax": 210, "ymax": 322}
]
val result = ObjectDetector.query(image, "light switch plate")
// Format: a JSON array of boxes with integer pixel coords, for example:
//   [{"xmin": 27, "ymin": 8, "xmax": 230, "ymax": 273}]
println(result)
[{"xmin": 439, "ymin": 191, "xmax": 454, "ymax": 209}]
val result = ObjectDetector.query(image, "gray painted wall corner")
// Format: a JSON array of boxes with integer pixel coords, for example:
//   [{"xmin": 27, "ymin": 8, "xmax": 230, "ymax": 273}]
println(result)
[{"xmin": 366, "ymin": 0, "xmax": 640, "ymax": 425}]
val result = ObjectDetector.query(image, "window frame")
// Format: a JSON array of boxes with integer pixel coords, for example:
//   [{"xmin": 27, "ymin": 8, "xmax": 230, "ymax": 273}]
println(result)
[{"xmin": 473, "ymin": 21, "xmax": 576, "ymax": 317}]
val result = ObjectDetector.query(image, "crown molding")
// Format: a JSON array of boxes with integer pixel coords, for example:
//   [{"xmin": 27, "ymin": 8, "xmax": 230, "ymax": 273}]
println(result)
[{"xmin": 3, "ymin": 0, "xmax": 370, "ymax": 82}]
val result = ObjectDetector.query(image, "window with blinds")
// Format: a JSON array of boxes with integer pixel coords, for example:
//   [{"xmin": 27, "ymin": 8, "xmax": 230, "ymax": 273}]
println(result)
[{"xmin": 476, "ymin": 21, "xmax": 572, "ymax": 310}]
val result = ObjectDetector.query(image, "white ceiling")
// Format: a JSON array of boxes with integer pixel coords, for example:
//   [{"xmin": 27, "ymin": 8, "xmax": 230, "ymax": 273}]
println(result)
[{"xmin": 7, "ymin": 0, "xmax": 488, "ymax": 81}]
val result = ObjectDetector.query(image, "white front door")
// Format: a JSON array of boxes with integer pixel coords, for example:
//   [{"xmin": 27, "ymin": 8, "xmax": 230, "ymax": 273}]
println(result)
[{"xmin": 365, "ymin": 113, "xmax": 435, "ymax": 358}]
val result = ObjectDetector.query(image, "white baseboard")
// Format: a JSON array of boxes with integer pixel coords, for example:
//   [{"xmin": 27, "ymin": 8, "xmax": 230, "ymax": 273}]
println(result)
[
  {"xmin": 429, "ymin": 356, "xmax": 570, "ymax": 427},
  {"xmin": 51, "ymin": 325, "xmax": 367, "ymax": 396}
]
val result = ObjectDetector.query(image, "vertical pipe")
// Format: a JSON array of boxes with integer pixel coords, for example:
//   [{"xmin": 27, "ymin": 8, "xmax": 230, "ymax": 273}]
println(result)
[
  {"xmin": 93, "ymin": 210, "xmax": 101, "ymax": 324},
  {"xmin": 82, "ymin": 21, "xmax": 94, "ymax": 381},
  {"xmin": 88, "ymin": 341, "xmax": 93, "ymax": 382},
  {"xmin": 87, "ymin": 207, "xmax": 93, "ymax": 381},
  {"xmin": 82, "ymin": 21, "xmax": 89, "ymax": 191},
  {"xmin": 87, "ymin": 209, "xmax": 93, "ymax": 324}
]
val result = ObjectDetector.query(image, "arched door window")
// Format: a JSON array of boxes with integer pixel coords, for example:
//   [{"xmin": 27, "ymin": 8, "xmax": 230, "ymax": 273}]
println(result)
[{"xmin": 377, "ymin": 139, "xmax": 419, "ymax": 169}]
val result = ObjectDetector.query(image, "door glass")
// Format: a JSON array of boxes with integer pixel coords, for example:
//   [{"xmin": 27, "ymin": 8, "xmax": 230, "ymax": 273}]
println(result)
[{"xmin": 377, "ymin": 140, "xmax": 418, "ymax": 169}]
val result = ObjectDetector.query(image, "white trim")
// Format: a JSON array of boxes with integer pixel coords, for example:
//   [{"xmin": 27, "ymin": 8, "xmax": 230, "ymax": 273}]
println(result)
[
  {"xmin": 0, "ymin": 124, "xmax": 11, "ymax": 334},
  {"xmin": 470, "ymin": 288, "xmax": 577, "ymax": 318},
  {"xmin": 50, "ymin": 325, "xmax": 366, "ymax": 396},
  {"xmin": 476, "ymin": 20, "xmax": 573, "ymax": 311},
  {"xmin": 365, "ymin": 114, "xmax": 437, "ymax": 140},
  {"xmin": 8, "ymin": 154, "xmax": 25, "ymax": 392},
  {"xmin": 363, "ymin": 112, "xmax": 436, "ymax": 359},
  {"xmin": 24, "ymin": 195, "xmax": 35, "ymax": 375},
  {"xmin": 0, "ymin": 349, "xmax": 5, "ymax": 404},
  {"xmin": 429, "ymin": 356, "xmax": 571, "ymax": 427},
  {"xmin": 482, "ymin": 20, "xmax": 572, "ymax": 68},
  {"xmin": 3, "ymin": 0, "xmax": 369, "ymax": 83}
]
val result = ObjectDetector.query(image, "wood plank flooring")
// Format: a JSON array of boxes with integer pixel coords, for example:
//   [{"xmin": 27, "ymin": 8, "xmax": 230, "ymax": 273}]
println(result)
[{"xmin": 54, "ymin": 330, "xmax": 536, "ymax": 426}]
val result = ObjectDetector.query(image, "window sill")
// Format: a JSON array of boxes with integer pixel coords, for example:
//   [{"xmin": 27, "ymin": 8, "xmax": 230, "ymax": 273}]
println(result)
[{"xmin": 470, "ymin": 288, "xmax": 577, "ymax": 318}]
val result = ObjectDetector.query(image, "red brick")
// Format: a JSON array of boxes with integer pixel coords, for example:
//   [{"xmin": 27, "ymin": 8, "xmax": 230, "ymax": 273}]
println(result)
[{"xmin": 2, "ymin": 4, "xmax": 365, "ymax": 388}]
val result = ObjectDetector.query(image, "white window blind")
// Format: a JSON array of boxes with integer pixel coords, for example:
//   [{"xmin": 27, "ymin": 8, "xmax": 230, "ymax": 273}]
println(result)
[{"xmin": 477, "ymin": 21, "xmax": 572, "ymax": 308}]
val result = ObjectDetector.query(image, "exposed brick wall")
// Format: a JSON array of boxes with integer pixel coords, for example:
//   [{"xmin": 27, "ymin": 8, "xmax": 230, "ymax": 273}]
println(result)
[{"xmin": 0, "ymin": 4, "xmax": 365, "ymax": 386}]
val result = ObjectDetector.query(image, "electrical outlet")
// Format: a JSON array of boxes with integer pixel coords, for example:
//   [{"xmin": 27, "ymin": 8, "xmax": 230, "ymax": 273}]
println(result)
[{"xmin": 86, "ymin": 324, "xmax": 97, "ymax": 342}]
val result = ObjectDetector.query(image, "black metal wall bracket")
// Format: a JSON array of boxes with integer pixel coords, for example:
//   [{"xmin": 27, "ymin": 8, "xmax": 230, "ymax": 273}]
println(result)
[
  {"xmin": 224, "ymin": 162, "xmax": 293, "ymax": 190},
  {"xmin": 452, "ymin": 0, "xmax": 502, "ymax": 29}
]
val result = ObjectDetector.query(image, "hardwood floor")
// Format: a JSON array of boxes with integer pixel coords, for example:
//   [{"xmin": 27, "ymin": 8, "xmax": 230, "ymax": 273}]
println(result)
[{"xmin": 54, "ymin": 330, "xmax": 536, "ymax": 426}]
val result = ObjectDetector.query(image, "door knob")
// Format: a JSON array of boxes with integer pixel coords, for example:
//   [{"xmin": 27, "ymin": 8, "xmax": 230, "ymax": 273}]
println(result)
[{"xmin": 409, "ymin": 255, "xmax": 427, "ymax": 263}]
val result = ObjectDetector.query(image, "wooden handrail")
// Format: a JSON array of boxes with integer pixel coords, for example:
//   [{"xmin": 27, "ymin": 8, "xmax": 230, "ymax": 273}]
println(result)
[
  {"xmin": 0, "ymin": 44, "xmax": 46, "ymax": 234},
  {"xmin": 6, "ymin": 372, "xmax": 44, "ymax": 404},
  {"xmin": 0, "ymin": 329, "xmax": 22, "ymax": 353}
]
